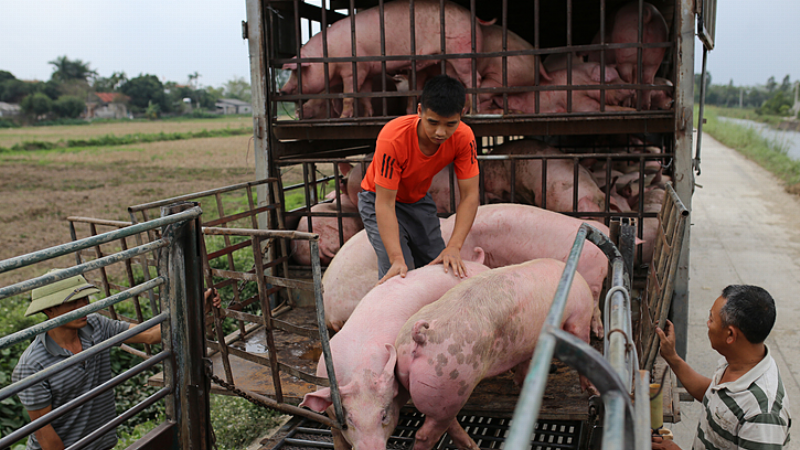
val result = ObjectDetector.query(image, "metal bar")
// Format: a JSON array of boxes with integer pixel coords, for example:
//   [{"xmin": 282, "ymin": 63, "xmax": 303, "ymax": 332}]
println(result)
[
  {"xmin": 201, "ymin": 204, "xmax": 277, "ymax": 228},
  {"xmin": 204, "ymin": 226, "xmax": 319, "ymax": 240},
  {"xmin": 0, "ymin": 313, "xmax": 167, "ymax": 401},
  {"xmin": 0, "ymin": 207, "xmax": 200, "ymax": 275},
  {"xmin": 120, "ymin": 235, "xmax": 151, "ymax": 355},
  {"xmin": 0, "ymin": 351, "xmax": 170, "ymax": 449},
  {"xmin": 89, "ymin": 222, "xmax": 117, "ymax": 320},
  {"xmin": 636, "ymin": 371, "xmax": 653, "ymax": 450},
  {"xmin": 68, "ymin": 387, "xmax": 172, "ymax": 450},
  {"xmin": 311, "ymin": 239, "xmax": 345, "ymax": 429},
  {"xmin": 0, "ymin": 277, "xmax": 165, "ymax": 351},
  {"xmin": 67, "ymin": 216, "xmax": 134, "ymax": 228},
  {"xmin": 253, "ymin": 235, "xmax": 285, "ymax": 403},
  {"xmin": 129, "ymin": 181, "xmax": 275, "ymax": 214},
  {"xmin": 0, "ymin": 239, "xmax": 167, "ymax": 302},
  {"xmin": 602, "ymin": 392, "xmax": 627, "ymax": 450},
  {"xmin": 695, "ymin": 46, "xmax": 708, "ymax": 175}
]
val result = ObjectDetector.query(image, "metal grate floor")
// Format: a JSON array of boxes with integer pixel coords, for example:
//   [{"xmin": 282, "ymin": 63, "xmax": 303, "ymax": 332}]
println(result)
[{"xmin": 269, "ymin": 409, "xmax": 583, "ymax": 450}]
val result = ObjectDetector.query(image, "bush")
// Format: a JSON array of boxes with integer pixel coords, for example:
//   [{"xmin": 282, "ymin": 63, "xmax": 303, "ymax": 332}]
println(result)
[
  {"xmin": 52, "ymin": 95, "xmax": 86, "ymax": 119},
  {"xmin": 20, "ymin": 93, "xmax": 53, "ymax": 117},
  {"xmin": 210, "ymin": 395, "xmax": 279, "ymax": 450},
  {"xmin": 0, "ymin": 118, "xmax": 18, "ymax": 128},
  {"xmin": 0, "ymin": 294, "xmax": 40, "ymax": 440}
]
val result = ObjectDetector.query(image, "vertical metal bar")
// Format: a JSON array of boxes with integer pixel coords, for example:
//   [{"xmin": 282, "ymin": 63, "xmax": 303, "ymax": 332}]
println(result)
[
  {"xmin": 321, "ymin": 0, "xmax": 331, "ymax": 119},
  {"xmin": 636, "ymin": 0, "xmax": 644, "ymax": 111},
  {"xmin": 333, "ymin": 163, "xmax": 345, "ymax": 248},
  {"xmin": 379, "ymin": 0, "xmax": 387, "ymax": 116},
  {"xmin": 572, "ymin": 157, "xmax": 579, "ymax": 214},
  {"xmin": 602, "ymin": 392, "xmax": 627, "ymax": 450},
  {"xmin": 636, "ymin": 371, "xmax": 653, "ymax": 450},
  {"xmin": 293, "ymin": 0, "xmax": 303, "ymax": 99},
  {"xmin": 69, "ymin": 221, "xmax": 81, "ymax": 266},
  {"xmin": 311, "ymin": 239, "xmax": 346, "ymax": 428},
  {"xmin": 89, "ymin": 223, "xmax": 118, "ymax": 320},
  {"xmin": 410, "ymin": 0, "xmax": 417, "ymax": 108},
  {"xmin": 501, "ymin": 1, "xmax": 508, "ymax": 112},
  {"xmin": 160, "ymin": 202, "xmax": 210, "ymax": 450},
  {"xmin": 215, "ymin": 193, "xmax": 242, "ymax": 312},
  {"xmin": 540, "ymin": 158, "xmax": 548, "ymax": 210},
  {"xmin": 439, "ymin": 0, "xmax": 446, "ymax": 75},
  {"xmin": 695, "ymin": 47, "xmax": 708, "ymax": 175},
  {"xmin": 509, "ymin": 158, "xmax": 516, "ymax": 203},
  {"xmin": 252, "ymin": 235, "xmax": 284, "ymax": 403},
  {"xmin": 198, "ymin": 233, "xmax": 234, "ymax": 383},
  {"xmin": 132, "ymin": 209, "xmax": 161, "ymax": 316},
  {"xmin": 348, "ymin": 0, "xmax": 359, "ymax": 117},
  {"xmin": 471, "ymin": 0, "xmax": 479, "ymax": 113},
  {"xmin": 534, "ymin": 0, "xmax": 541, "ymax": 114},
  {"xmin": 566, "ymin": 0, "xmax": 573, "ymax": 113},
  {"xmin": 120, "ymin": 235, "xmax": 151, "ymax": 355},
  {"xmin": 600, "ymin": 0, "xmax": 607, "ymax": 111}
]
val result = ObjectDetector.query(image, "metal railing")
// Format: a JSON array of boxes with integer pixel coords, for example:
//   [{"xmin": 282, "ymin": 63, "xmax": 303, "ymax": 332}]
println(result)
[
  {"xmin": 505, "ymin": 223, "xmax": 652, "ymax": 450},
  {"xmin": 0, "ymin": 204, "xmax": 210, "ymax": 450}
]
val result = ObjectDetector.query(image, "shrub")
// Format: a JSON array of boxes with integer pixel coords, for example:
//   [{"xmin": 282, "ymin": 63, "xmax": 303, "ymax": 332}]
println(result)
[
  {"xmin": 20, "ymin": 93, "xmax": 53, "ymax": 118},
  {"xmin": 52, "ymin": 95, "xmax": 86, "ymax": 119}
]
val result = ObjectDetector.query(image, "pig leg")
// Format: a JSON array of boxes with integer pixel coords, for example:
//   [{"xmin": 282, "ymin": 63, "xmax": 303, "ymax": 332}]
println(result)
[
  {"xmin": 413, "ymin": 417, "xmax": 457, "ymax": 450},
  {"xmin": 512, "ymin": 359, "xmax": 531, "ymax": 386},
  {"xmin": 340, "ymin": 64, "xmax": 371, "ymax": 118},
  {"xmin": 445, "ymin": 419, "xmax": 480, "ymax": 450}
]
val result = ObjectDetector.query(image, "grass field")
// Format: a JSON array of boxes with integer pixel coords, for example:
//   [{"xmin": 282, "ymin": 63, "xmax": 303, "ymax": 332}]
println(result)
[
  {"xmin": 0, "ymin": 121, "xmax": 256, "ymax": 287},
  {"xmin": 0, "ymin": 116, "xmax": 252, "ymax": 147}
]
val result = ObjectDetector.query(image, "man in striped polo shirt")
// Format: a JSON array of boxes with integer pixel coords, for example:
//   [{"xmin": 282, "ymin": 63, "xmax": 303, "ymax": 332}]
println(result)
[
  {"xmin": 654, "ymin": 285, "xmax": 791, "ymax": 450},
  {"xmin": 12, "ymin": 272, "xmax": 220, "ymax": 450}
]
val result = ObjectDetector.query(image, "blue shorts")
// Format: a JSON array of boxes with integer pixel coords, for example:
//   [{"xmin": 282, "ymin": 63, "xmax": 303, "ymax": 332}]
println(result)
[{"xmin": 357, "ymin": 191, "xmax": 446, "ymax": 279}]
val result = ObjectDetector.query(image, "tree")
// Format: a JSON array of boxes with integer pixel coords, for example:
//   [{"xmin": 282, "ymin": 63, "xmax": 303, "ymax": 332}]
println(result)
[
  {"xmin": 780, "ymin": 75, "xmax": 792, "ymax": 93},
  {"xmin": 766, "ymin": 76, "xmax": 777, "ymax": 93},
  {"xmin": 53, "ymin": 95, "xmax": 86, "ymax": 118},
  {"xmin": 120, "ymin": 74, "xmax": 167, "ymax": 112},
  {"xmin": 48, "ymin": 56, "xmax": 97, "ymax": 83},
  {"xmin": 0, "ymin": 70, "xmax": 15, "ymax": 84},
  {"xmin": 0, "ymin": 78, "xmax": 31, "ymax": 103},
  {"xmin": 21, "ymin": 93, "xmax": 53, "ymax": 117},
  {"xmin": 223, "ymin": 76, "xmax": 252, "ymax": 103},
  {"xmin": 93, "ymin": 71, "xmax": 128, "ymax": 92},
  {"xmin": 188, "ymin": 72, "xmax": 201, "ymax": 90}
]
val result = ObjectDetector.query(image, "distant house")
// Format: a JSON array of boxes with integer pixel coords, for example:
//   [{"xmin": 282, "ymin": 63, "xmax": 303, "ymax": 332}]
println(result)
[
  {"xmin": 0, "ymin": 102, "xmax": 21, "ymax": 117},
  {"xmin": 87, "ymin": 93, "xmax": 129, "ymax": 119},
  {"xmin": 216, "ymin": 98, "xmax": 252, "ymax": 115}
]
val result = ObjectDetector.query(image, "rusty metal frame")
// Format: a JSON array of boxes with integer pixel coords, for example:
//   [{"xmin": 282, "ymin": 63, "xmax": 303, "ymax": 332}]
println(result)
[{"xmin": 638, "ymin": 183, "xmax": 689, "ymax": 371}]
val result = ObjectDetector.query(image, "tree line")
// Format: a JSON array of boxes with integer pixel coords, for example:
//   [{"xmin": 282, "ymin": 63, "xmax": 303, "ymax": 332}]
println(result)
[
  {"xmin": 0, "ymin": 56, "xmax": 254, "ymax": 123},
  {"xmin": 695, "ymin": 73, "xmax": 797, "ymax": 117}
]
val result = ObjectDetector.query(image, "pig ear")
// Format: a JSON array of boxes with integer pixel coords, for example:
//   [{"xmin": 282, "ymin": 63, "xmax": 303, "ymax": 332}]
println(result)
[
  {"xmin": 539, "ymin": 63, "xmax": 553, "ymax": 82},
  {"xmin": 300, "ymin": 388, "xmax": 332, "ymax": 412},
  {"xmin": 590, "ymin": 65, "xmax": 620, "ymax": 84},
  {"xmin": 338, "ymin": 163, "xmax": 353, "ymax": 178},
  {"xmin": 383, "ymin": 343, "xmax": 397, "ymax": 375},
  {"xmin": 282, "ymin": 61, "xmax": 298, "ymax": 71}
]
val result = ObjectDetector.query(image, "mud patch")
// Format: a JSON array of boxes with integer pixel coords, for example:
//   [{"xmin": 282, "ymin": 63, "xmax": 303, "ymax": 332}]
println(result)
[{"xmin": 786, "ymin": 182, "xmax": 800, "ymax": 196}]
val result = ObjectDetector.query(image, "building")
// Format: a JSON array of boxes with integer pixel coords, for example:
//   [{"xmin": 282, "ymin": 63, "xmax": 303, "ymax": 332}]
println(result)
[
  {"xmin": 215, "ymin": 98, "xmax": 252, "ymax": 115},
  {"xmin": 0, "ymin": 101, "xmax": 21, "ymax": 117},
  {"xmin": 87, "ymin": 93, "xmax": 129, "ymax": 119}
]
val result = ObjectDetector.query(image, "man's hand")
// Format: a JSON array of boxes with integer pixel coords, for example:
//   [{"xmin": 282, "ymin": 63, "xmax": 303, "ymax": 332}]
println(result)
[
  {"xmin": 204, "ymin": 288, "xmax": 222, "ymax": 312},
  {"xmin": 429, "ymin": 246, "xmax": 467, "ymax": 278},
  {"xmin": 652, "ymin": 436, "xmax": 681, "ymax": 450},
  {"xmin": 378, "ymin": 259, "xmax": 408, "ymax": 285},
  {"xmin": 656, "ymin": 319, "xmax": 678, "ymax": 363}
]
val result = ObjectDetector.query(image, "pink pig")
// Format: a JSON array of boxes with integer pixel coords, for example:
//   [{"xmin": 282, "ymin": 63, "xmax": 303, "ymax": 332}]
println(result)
[
  {"xmin": 482, "ymin": 139, "xmax": 627, "ymax": 214},
  {"xmin": 394, "ymin": 258, "xmax": 594, "ymax": 450},
  {"xmin": 301, "ymin": 260, "xmax": 489, "ymax": 450},
  {"xmin": 486, "ymin": 63, "xmax": 634, "ymax": 114},
  {"xmin": 440, "ymin": 203, "xmax": 612, "ymax": 337},
  {"xmin": 280, "ymin": 0, "xmax": 486, "ymax": 118},
  {"xmin": 291, "ymin": 194, "xmax": 363, "ymax": 266}
]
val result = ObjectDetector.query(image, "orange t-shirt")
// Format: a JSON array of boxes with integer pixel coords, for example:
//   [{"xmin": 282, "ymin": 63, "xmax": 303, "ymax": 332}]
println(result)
[{"xmin": 361, "ymin": 115, "xmax": 479, "ymax": 204}]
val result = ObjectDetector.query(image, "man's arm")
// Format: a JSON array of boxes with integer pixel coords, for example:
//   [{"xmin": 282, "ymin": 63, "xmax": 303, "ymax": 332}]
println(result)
[
  {"xmin": 657, "ymin": 320, "xmax": 711, "ymax": 402},
  {"xmin": 428, "ymin": 175, "xmax": 479, "ymax": 277},
  {"xmin": 27, "ymin": 405, "xmax": 65, "ymax": 450},
  {"xmin": 125, "ymin": 323, "xmax": 161, "ymax": 345},
  {"xmin": 375, "ymin": 185, "xmax": 407, "ymax": 284}
]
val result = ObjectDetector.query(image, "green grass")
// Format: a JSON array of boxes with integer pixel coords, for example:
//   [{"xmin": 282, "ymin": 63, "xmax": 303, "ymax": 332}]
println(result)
[
  {"xmin": 699, "ymin": 106, "xmax": 800, "ymax": 187},
  {"xmin": 708, "ymin": 105, "xmax": 788, "ymax": 127},
  {"xmin": 0, "ymin": 127, "xmax": 251, "ymax": 153}
]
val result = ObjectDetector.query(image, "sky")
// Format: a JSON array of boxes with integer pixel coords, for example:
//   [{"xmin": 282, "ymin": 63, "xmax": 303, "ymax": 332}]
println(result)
[{"xmin": 1, "ymin": 0, "xmax": 798, "ymax": 90}]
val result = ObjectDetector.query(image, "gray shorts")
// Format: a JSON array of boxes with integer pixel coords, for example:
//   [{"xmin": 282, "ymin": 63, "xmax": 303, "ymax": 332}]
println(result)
[{"xmin": 358, "ymin": 191, "xmax": 446, "ymax": 279}]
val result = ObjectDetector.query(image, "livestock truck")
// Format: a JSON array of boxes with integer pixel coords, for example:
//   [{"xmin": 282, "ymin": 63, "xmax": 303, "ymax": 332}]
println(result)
[
  {"xmin": 237, "ymin": 0, "xmax": 717, "ymax": 448},
  {"xmin": 0, "ymin": 0, "xmax": 716, "ymax": 449}
]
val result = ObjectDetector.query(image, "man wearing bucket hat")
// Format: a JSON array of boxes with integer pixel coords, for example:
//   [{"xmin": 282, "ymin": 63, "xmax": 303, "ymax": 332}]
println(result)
[{"xmin": 12, "ymin": 272, "xmax": 220, "ymax": 450}]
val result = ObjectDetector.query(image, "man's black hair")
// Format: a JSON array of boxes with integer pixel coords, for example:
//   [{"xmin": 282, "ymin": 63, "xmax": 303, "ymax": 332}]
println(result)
[
  {"xmin": 420, "ymin": 75, "xmax": 466, "ymax": 117},
  {"xmin": 719, "ymin": 285, "xmax": 776, "ymax": 344}
]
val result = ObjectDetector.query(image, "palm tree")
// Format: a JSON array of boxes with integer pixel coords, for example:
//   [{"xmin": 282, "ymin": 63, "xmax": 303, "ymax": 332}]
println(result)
[{"xmin": 48, "ymin": 56, "xmax": 98, "ymax": 82}]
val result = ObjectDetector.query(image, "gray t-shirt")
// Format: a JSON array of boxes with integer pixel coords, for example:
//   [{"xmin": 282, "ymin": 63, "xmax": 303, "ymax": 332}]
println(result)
[{"xmin": 12, "ymin": 314, "xmax": 131, "ymax": 450}]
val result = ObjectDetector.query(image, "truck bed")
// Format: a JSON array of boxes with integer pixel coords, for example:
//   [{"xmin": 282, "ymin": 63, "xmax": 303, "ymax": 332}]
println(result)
[{"xmin": 149, "ymin": 306, "xmax": 677, "ymax": 423}]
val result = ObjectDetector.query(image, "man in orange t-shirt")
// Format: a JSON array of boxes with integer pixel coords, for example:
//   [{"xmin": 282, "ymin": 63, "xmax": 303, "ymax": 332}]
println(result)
[{"xmin": 358, "ymin": 75, "xmax": 480, "ymax": 284}]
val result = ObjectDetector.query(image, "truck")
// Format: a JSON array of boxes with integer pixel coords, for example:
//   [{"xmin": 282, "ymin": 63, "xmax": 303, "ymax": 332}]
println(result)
[{"xmin": 0, "ymin": 0, "xmax": 716, "ymax": 448}]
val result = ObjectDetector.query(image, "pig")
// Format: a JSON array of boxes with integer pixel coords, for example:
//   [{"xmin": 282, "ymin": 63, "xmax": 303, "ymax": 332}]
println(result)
[
  {"xmin": 482, "ymin": 139, "xmax": 626, "ymax": 214},
  {"xmin": 322, "ymin": 220, "xmax": 487, "ymax": 331},
  {"xmin": 322, "ymin": 229, "xmax": 377, "ymax": 332},
  {"xmin": 280, "ymin": 0, "xmax": 487, "ymax": 118},
  {"xmin": 301, "ymin": 260, "xmax": 490, "ymax": 450},
  {"xmin": 291, "ymin": 194, "xmax": 363, "ymax": 266},
  {"xmin": 639, "ymin": 187, "xmax": 665, "ymax": 262},
  {"xmin": 485, "ymin": 63, "xmax": 634, "ymax": 114},
  {"xmin": 439, "ymin": 203, "xmax": 614, "ymax": 337},
  {"xmin": 587, "ymin": 2, "xmax": 669, "ymax": 109},
  {"xmin": 299, "ymin": 74, "xmax": 407, "ymax": 119},
  {"xmin": 394, "ymin": 258, "xmax": 594, "ymax": 450},
  {"xmin": 649, "ymin": 77, "xmax": 674, "ymax": 110}
]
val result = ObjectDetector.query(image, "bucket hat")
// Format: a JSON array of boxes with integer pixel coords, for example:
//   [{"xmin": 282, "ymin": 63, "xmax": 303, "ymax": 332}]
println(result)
[{"xmin": 25, "ymin": 270, "xmax": 100, "ymax": 317}]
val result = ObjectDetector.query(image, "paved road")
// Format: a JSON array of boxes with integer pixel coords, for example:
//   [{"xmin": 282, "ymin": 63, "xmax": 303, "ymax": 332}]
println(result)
[{"xmin": 670, "ymin": 133, "xmax": 800, "ymax": 448}]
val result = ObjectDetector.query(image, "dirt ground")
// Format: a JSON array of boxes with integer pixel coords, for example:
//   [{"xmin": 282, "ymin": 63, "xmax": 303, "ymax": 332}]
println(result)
[{"xmin": 0, "ymin": 132, "xmax": 256, "ymax": 286}]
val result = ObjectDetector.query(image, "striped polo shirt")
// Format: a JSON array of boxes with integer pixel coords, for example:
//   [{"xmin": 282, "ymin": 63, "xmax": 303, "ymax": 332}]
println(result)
[
  {"xmin": 694, "ymin": 347, "xmax": 791, "ymax": 450},
  {"xmin": 12, "ymin": 314, "xmax": 131, "ymax": 450}
]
